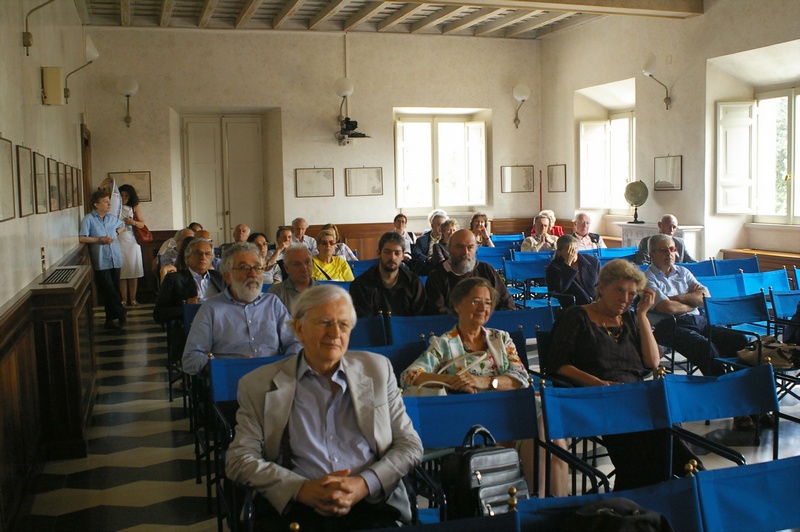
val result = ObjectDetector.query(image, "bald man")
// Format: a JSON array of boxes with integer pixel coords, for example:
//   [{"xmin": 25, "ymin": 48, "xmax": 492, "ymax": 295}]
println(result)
[{"xmin": 635, "ymin": 214, "xmax": 695, "ymax": 265}]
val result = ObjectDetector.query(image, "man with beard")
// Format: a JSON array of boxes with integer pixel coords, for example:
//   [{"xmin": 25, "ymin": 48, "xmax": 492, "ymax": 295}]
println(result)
[
  {"xmin": 424, "ymin": 229, "xmax": 515, "ymax": 314},
  {"xmin": 182, "ymin": 242, "xmax": 302, "ymax": 375},
  {"xmin": 349, "ymin": 232, "xmax": 426, "ymax": 318}
]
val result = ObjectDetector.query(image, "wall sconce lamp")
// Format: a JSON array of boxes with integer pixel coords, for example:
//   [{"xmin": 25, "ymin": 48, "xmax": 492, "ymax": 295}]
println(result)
[
  {"xmin": 334, "ymin": 77, "xmax": 368, "ymax": 146},
  {"xmin": 23, "ymin": 0, "xmax": 57, "ymax": 56},
  {"xmin": 64, "ymin": 36, "xmax": 100, "ymax": 104},
  {"xmin": 513, "ymin": 84, "xmax": 530, "ymax": 129},
  {"xmin": 643, "ymin": 70, "xmax": 671, "ymax": 110},
  {"xmin": 116, "ymin": 76, "xmax": 139, "ymax": 127}
]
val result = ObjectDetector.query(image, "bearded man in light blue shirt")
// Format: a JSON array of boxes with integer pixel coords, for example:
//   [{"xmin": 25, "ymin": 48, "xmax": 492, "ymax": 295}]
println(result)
[{"xmin": 182, "ymin": 242, "xmax": 301, "ymax": 375}]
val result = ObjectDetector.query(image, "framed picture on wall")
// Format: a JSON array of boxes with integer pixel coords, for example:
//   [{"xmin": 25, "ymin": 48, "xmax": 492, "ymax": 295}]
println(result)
[
  {"xmin": 547, "ymin": 164, "xmax": 567, "ymax": 193},
  {"xmin": 57, "ymin": 162, "xmax": 67, "ymax": 210},
  {"xmin": 34, "ymin": 152, "xmax": 48, "ymax": 214},
  {"xmin": 500, "ymin": 165, "xmax": 534, "ymax": 193},
  {"xmin": 295, "ymin": 168, "xmax": 334, "ymax": 198},
  {"xmin": 47, "ymin": 158, "xmax": 59, "ymax": 211},
  {"xmin": 76, "ymin": 169, "xmax": 83, "ymax": 206},
  {"xmin": 109, "ymin": 171, "xmax": 152, "ymax": 201},
  {"xmin": 654, "ymin": 155, "xmax": 682, "ymax": 191},
  {"xmin": 345, "ymin": 167, "xmax": 383, "ymax": 196},
  {"xmin": 65, "ymin": 165, "xmax": 74, "ymax": 208},
  {"xmin": 16, "ymin": 145, "xmax": 34, "ymax": 217},
  {"xmin": 0, "ymin": 137, "xmax": 15, "ymax": 222}
]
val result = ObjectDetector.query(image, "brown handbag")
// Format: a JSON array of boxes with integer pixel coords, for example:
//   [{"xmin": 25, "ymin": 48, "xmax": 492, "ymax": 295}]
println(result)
[{"xmin": 134, "ymin": 224, "xmax": 153, "ymax": 244}]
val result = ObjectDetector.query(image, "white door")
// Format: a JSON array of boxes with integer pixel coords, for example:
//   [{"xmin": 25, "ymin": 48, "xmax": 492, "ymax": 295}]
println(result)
[{"xmin": 183, "ymin": 116, "xmax": 264, "ymax": 246}]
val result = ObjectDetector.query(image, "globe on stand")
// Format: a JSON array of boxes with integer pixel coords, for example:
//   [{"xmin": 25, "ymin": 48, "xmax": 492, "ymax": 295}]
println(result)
[{"xmin": 624, "ymin": 181, "xmax": 648, "ymax": 224}]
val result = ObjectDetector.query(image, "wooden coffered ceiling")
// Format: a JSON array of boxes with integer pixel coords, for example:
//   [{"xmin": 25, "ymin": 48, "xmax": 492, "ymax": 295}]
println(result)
[{"xmin": 72, "ymin": 0, "xmax": 703, "ymax": 40}]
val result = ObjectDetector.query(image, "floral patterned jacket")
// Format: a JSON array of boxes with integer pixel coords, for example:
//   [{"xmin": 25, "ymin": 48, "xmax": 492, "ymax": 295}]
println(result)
[{"xmin": 400, "ymin": 326, "xmax": 530, "ymax": 390}]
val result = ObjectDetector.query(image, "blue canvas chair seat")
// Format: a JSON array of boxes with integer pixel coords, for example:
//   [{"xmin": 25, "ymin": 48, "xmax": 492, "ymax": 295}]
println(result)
[
  {"xmin": 597, "ymin": 246, "xmax": 638, "ymax": 259},
  {"xmin": 740, "ymin": 268, "xmax": 792, "ymax": 295},
  {"xmin": 713, "ymin": 256, "xmax": 759, "ymax": 275},
  {"xmin": 318, "ymin": 279, "xmax": 351, "ymax": 291},
  {"xmin": 769, "ymin": 288, "xmax": 800, "ymax": 339},
  {"xmin": 386, "ymin": 314, "xmax": 457, "ymax": 344},
  {"xmin": 348, "ymin": 314, "xmax": 388, "ymax": 348},
  {"xmin": 491, "ymin": 233, "xmax": 525, "ymax": 244},
  {"xmin": 367, "ymin": 340, "xmax": 428, "ymax": 383},
  {"xmin": 476, "ymin": 246, "xmax": 509, "ymax": 272},
  {"xmin": 703, "ymin": 292, "xmax": 769, "ymax": 361},
  {"xmin": 599, "ymin": 254, "xmax": 635, "ymax": 266},
  {"xmin": 349, "ymin": 258, "xmax": 379, "ymax": 277},
  {"xmin": 511, "ymin": 250, "xmax": 554, "ymax": 261},
  {"xmin": 694, "ymin": 274, "xmax": 745, "ymax": 298},
  {"xmin": 503, "ymin": 259, "xmax": 550, "ymax": 308},
  {"xmin": 677, "ymin": 259, "xmax": 716, "ymax": 277}
]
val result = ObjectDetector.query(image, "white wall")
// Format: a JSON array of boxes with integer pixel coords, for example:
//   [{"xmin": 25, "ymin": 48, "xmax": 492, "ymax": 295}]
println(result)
[
  {"xmin": 0, "ymin": 0, "xmax": 88, "ymax": 306},
  {"xmin": 83, "ymin": 29, "xmax": 541, "ymax": 235}
]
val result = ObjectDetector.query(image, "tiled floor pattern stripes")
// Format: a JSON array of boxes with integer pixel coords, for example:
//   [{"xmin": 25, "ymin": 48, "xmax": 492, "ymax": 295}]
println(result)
[
  {"xmin": 19, "ymin": 305, "xmax": 800, "ymax": 530},
  {"xmin": 21, "ymin": 304, "xmax": 217, "ymax": 531}
]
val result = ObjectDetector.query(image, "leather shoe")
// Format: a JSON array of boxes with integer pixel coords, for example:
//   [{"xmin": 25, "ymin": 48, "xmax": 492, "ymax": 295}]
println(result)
[{"xmin": 733, "ymin": 415, "xmax": 754, "ymax": 431}]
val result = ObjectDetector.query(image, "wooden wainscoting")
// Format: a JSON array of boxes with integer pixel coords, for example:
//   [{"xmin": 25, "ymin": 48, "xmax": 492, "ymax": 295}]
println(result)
[
  {"xmin": 722, "ymin": 248, "xmax": 800, "ymax": 288},
  {"xmin": 309, "ymin": 223, "xmax": 394, "ymax": 261}
]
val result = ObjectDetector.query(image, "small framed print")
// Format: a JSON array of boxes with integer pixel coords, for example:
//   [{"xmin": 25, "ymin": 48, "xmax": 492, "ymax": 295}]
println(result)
[
  {"xmin": 0, "ymin": 137, "xmax": 14, "ymax": 222},
  {"xmin": 295, "ymin": 168, "xmax": 334, "ymax": 198},
  {"xmin": 501, "ymin": 165, "xmax": 534, "ymax": 193},
  {"xmin": 57, "ymin": 162, "xmax": 67, "ymax": 210},
  {"xmin": 547, "ymin": 164, "xmax": 567, "ymax": 193},
  {"xmin": 76, "ymin": 168, "xmax": 83, "ymax": 206},
  {"xmin": 16, "ymin": 145, "xmax": 34, "ymax": 217},
  {"xmin": 345, "ymin": 167, "xmax": 383, "ymax": 196},
  {"xmin": 109, "ymin": 171, "xmax": 152, "ymax": 201},
  {"xmin": 65, "ymin": 165, "xmax": 74, "ymax": 208},
  {"xmin": 47, "ymin": 158, "xmax": 59, "ymax": 211},
  {"xmin": 654, "ymin": 155, "xmax": 682, "ymax": 191},
  {"xmin": 34, "ymin": 152, "xmax": 47, "ymax": 213}
]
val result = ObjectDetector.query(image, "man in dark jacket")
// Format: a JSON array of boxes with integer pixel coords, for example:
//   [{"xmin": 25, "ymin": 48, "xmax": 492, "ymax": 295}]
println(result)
[
  {"xmin": 546, "ymin": 234, "xmax": 600, "ymax": 308},
  {"xmin": 350, "ymin": 232, "xmax": 426, "ymax": 318}
]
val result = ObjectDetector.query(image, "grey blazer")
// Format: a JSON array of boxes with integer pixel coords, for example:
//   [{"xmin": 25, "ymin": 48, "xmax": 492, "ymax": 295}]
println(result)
[{"xmin": 225, "ymin": 350, "xmax": 423, "ymax": 523}]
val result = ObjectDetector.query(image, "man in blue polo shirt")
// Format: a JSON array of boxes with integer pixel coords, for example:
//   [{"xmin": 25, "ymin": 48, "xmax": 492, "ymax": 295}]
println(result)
[{"xmin": 79, "ymin": 189, "xmax": 127, "ymax": 331}]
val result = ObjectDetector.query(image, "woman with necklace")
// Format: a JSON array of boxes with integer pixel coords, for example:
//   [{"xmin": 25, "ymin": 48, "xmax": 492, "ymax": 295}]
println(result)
[{"xmin": 549, "ymin": 259, "xmax": 702, "ymax": 490}]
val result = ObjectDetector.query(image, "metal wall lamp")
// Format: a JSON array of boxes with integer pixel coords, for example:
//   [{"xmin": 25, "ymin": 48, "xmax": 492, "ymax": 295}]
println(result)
[
  {"xmin": 643, "ymin": 70, "xmax": 671, "ymax": 110},
  {"xmin": 513, "ymin": 84, "xmax": 530, "ymax": 129},
  {"xmin": 23, "ymin": 0, "xmax": 58, "ymax": 56},
  {"xmin": 116, "ymin": 76, "xmax": 139, "ymax": 127}
]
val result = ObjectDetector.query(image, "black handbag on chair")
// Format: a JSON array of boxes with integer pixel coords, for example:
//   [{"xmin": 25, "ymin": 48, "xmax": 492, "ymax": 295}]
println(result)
[{"xmin": 440, "ymin": 424, "xmax": 529, "ymax": 519}]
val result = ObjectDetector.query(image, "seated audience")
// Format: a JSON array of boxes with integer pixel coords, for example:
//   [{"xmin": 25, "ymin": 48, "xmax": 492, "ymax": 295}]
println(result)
[
  {"xmin": 159, "ymin": 228, "xmax": 195, "ymax": 280},
  {"xmin": 645, "ymin": 234, "xmax": 749, "ymax": 426},
  {"xmin": 269, "ymin": 244, "xmax": 319, "ymax": 309},
  {"xmin": 188, "ymin": 221, "xmax": 203, "ymax": 232},
  {"xmin": 549, "ymin": 259, "xmax": 702, "ymax": 490},
  {"xmin": 349, "ymin": 232, "xmax": 426, "ymax": 318},
  {"xmin": 291, "ymin": 217, "xmax": 317, "ymax": 254},
  {"xmin": 430, "ymin": 219, "xmax": 458, "ymax": 265},
  {"xmin": 153, "ymin": 238, "xmax": 225, "ymax": 324},
  {"xmin": 182, "ymin": 242, "xmax": 301, "ymax": 375},
  {"xmin": 219, "ymin": 223, "xmax": 251, "ymax": 257},
  {"xmin": 321, "ymin": 223, "xmax": 358, "ymax": 261},
  {"xmin": 393, "ymin": 213, "xmax": 416, "ymax": 261},
  {"xmin": 572, "ymin": 212, "xmax": 606, "ymax": 250},
  {"xmin": 411, "ymin": 209, "xmax": 447, "ymax": 273},
  {"xmin": 546, "ymin": 234, "xmax": 600, "ymax": 307},
  {"xmin": 266, "ymin": 225, "xmax": 293, "ymax": 279},
  {"xmin": 248, "ymin": 232, "xmax": 282, "ymax": 284},
  {"xmin": 539, "ymin": 209, "xmax": 563, "ymax": 237},
  {"xmin": 635, "ymin": 214, "xmax": 696, "ymax": 265},
  {"xmin": 312, "ymin": 229, "xmax": 355, "ymax": 282},
  {"xmin": 469, "ymin": 212, "xmax": 494, "ymax": 247},
  {"xmin": 521, "ymin": 213, "xmax": 558, "ymax": 252},
  {"xmin": 225, "ymin": 285, "xmax": 423, "ymax": 530},
  {"xmin": 195, "ymin": 229, "xmax": 222, "ymax": 270},
  {"xmin": 425, "ymin": 229, "xmax": 515, "ymax": 314}
]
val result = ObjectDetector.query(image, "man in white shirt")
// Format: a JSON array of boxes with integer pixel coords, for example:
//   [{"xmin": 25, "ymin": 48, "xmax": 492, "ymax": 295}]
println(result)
[
  {"xmin": 572, "ymin": 212, "xmax": 606, "ymax": 250},
  {"xmin": 292, "ymin": 217, "xmax": 318, "ymax": 254}
]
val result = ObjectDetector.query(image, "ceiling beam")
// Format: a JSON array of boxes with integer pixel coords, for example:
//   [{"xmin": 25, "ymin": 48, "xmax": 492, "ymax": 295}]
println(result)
[
  {"xmin": 473, "ymin": 9, "xmax": 539, "ymax": 35},
  {"xmin": 443, "ymin": 7, "xmax": 504, "ymax": 34},
  {"xmin": 273, "ymin": 0, "xmax": 307, "ymax": 28},
  {"xmin": 235, "ymin": 0, "xmax": 265, "ymax": 28},
  {"xmin": 72, "ymin": 0, "xmax": 90, "ymax": 23},
  {"xmin": 344, "ymin": 2, "xmax": 391, "ymax": 30},
  {"xmin": 160, "ymin": 0, "xmax": 175, "ymax": 27},
  {"xmin": 504, "ymin": 10, "xmax": 571, "ymax": 37},
  {"xmin": 120, "ymin": 0, "xmax": 131, "ymax": 26},
  {"xmin": 309, "ymin": 0, "xmax": 353, "ymax": 29},
  {"xmin": 426, "ymin": 0, "xmax": 701, "ymax": 18},
  {"xmin": 198, "ymin": 0, "xmax": 218, "ymax": 27},
  {"xmin": 377, "ymin": 3, "xmax": 426, "ymax": 31},
  {"xmin": 532, "ymin": 12, "xmax": 600, "ymax": 37},
  {"xmin": 411, "ymin": 5, "xmax": 470, "ymax": 33}
]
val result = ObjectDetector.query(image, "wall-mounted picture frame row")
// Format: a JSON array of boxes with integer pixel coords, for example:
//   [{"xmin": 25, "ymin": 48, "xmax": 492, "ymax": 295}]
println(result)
[
  {"xmin": 0, "ymin": 135, "xmax": 83, "ymax": 223},
  {"xmin": 295, "ymin": 167, "xmax": 384, "ymax": 198}
]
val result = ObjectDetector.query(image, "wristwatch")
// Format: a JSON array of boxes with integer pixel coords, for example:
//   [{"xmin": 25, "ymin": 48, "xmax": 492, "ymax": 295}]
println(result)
[{"xmin": 490, "ymin": 378, "xmax": 499, "ymax": 390}]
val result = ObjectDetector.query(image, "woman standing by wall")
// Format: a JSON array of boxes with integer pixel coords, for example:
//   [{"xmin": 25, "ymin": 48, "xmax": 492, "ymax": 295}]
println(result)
[{"xmin": 117, "ymin": 184, "xmax": 145, "ymax": 306}]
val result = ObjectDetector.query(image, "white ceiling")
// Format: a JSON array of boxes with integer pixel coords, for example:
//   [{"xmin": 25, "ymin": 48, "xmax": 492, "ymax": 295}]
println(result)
[{"xmin": 709, "ymin": 39, "xmax": 800, "ymax": 89}]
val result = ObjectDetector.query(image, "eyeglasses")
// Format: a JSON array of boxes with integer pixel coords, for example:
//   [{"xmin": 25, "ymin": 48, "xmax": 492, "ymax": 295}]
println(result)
[
  {"xmin": 656, "ymin": 246, "xmax": 677, "ymax": 254},
  {"xmin": 469, "ymin": 298, "xmax": 493, "ymax": 308},
  {"xmin": 232, "ymin": 265, "xmax": 265, "ymax": 274},
  {"xmin": 191, "ymin": 251, "xmax": 214, "ymax": 258}
]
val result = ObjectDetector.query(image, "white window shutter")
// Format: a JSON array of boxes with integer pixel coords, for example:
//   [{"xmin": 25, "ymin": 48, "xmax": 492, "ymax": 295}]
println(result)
[
  {"xmin": 465, "ymin": 121, "xmax": 486, "ymax": 206},
  {"xmin": 716, "ymin": 101, "xmax": 756, "ymax": 214},
  {"xmin": 579, "ymin": 121, "xmax": 609, "ymax": 209}
]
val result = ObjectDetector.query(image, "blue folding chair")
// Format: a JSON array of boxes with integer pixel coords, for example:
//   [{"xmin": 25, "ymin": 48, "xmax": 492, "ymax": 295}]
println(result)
[
  {"xmin": 348, "ymin": 314, "xmax": 388, "ymax": 348},
  {"xmin": 713, "ymin": 256, "xmax": 759, "ymax": 275},
  {"xmin": 386, "ymin": 313, "xmax": 457, "ymax": 344},
  {"xmin": 599, "ymin": 255, "xmax": 635, "ymax": 267},
  {"xmin": 349, "ymin": 258, "xmax": 379, "ymax": 277},
  {"xmin": 740, "ymin": 268, "xmax": 792, "ymax": 295},
  {"xmin": 503, "ymin": 259, "xmax": 550, "ymax": 308},
  {"xmin": 511, "ymin": 250, "xmax": 554, "ymax": 261},
  {"xmin": 485, "ymin": 307, "xmax": 556, "ymax": 340},
  {"xmin": 694, "ymin": 273, "xmax": 745, "ymax": 298},
  {"xmin": 183, "ymin": 302, "xmax": 202, "ymax": 331},
  {"xmin": 696, "ymin": 455, "xmax": 800, "ymax": 532},
  {"xmin": 260, "ymin": 282, "xmax": 272, "ymax": 293},
  {"xmin": 677, "ymin": 259, "xmax": 716, "ymax": 277},
  {"xmin": 367, "ymin": 340, "xmax": 428, "ymax": 383},
  {"xmin": 703, "ymin": 291, "xmax": 770, "ymax": 357},
  {"xmin": 476, "ymin": 246, "xmax": 509, "ymax": 272},
  {"xmin": 597, "ymin": 246, "xmax": 638, "ymax": 259},
  {"xmin": 318, "ymin": 280, "xmax": 351, "ymax": 291},
  {"xmin": 491, "ymin": 233, "xmax": 525, "ymax": 244},
  {"xmin": 769, "ymin": 288, "xmax": 800, "ymax": 339},
  {"xmin": 578, "ymin": 248, "xmax": 598, "ymax": 257}
]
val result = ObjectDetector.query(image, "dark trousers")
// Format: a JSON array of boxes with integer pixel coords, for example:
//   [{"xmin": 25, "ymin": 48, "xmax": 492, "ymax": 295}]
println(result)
[
  {"xmin": 603, "ymin": 429, "xmax": 703, "ymax": 492},
  {"xmin": 95, "ymin": 267, "xmax": 126, "ymax": 321},
  {"xmin": 252, "ymin": 496, "xmax": 400, "ymax": 532},
  {"xmin": 654, "ymin": 314, "xmax": 748, "ymax": 377}
]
